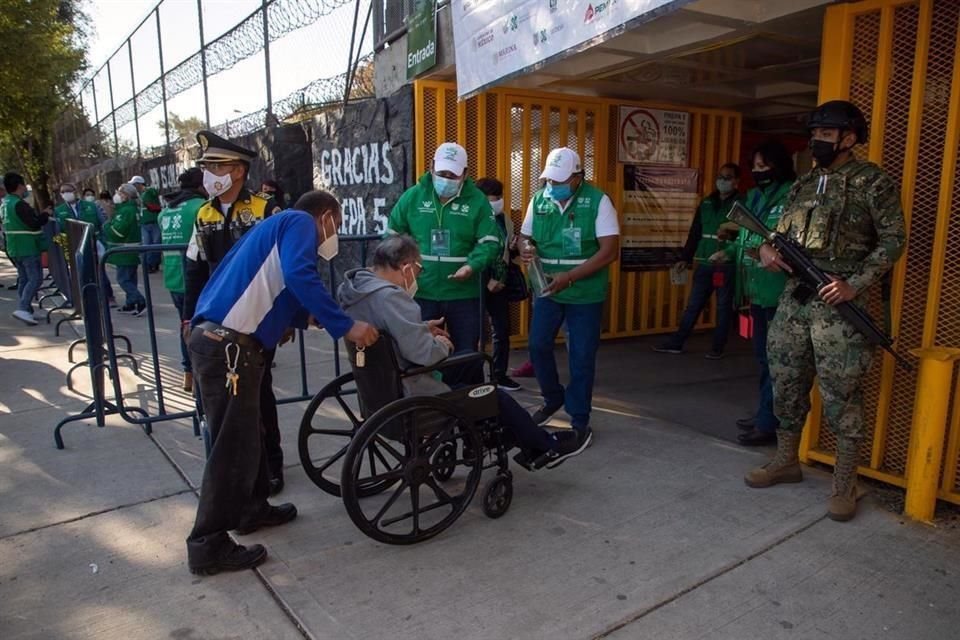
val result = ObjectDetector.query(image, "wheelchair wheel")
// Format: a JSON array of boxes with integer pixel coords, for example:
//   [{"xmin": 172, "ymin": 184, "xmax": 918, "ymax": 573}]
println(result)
[
  {"xmin": 341, "ymin": 396, "xmax": 482, "ymax": 545},
  {"xmin": 298, "ymin": 373, "xmax": 401, "ymax": 498},
  {"xmin": 481, "ymin": 473, "xmax": 513, "ymax": 519}
]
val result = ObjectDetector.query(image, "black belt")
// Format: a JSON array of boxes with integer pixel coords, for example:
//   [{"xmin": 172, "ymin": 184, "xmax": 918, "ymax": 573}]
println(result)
[{"xmin": 195, "ymin": 321, "xmax": 262, "ymax": 350}]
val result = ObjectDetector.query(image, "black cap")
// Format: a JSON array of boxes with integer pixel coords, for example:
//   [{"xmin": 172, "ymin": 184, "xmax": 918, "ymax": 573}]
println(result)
[
  {"xmin": 196, "ymin": 130, "xmax": 256, "ymax": 164},
  {"xmin": 807, "ymin": 100, "xmax": 868, "ymax": 144}
]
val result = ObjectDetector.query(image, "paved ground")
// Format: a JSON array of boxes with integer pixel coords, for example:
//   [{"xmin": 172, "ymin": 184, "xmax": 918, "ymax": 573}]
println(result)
[{"xmin": 0, "ymin": 262, "xmax": 957, "ymax": 639}]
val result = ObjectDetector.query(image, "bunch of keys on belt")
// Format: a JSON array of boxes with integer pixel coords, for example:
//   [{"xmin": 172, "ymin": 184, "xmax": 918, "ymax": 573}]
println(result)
[{"xmin": 224, "ymin": 343, "xmax": 240, "ymax": 395}]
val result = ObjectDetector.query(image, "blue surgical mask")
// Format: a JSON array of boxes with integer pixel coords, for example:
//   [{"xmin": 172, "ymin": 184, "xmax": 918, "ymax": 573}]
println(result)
[
  {"xmin": 433, "ymin": 175, "xmax": 461, "ymax": 199},
  {"xmin": 545, "ymin": 181, "xmax": 573, "ymax": 202}
]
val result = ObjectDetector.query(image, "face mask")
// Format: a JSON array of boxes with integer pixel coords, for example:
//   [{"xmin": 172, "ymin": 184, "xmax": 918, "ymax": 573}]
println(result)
[
  {"xmin": 490, "ymin": 198, "xmax": 504, "ymax": 214},
  {"xmin": 113, "ymin": 194, "xmax": 123, "ymax": 204},
  {"xmin": 316, "ymin": 215, "xmax": 339, "ymax": 261},
  {"xmin": 433, "ymin": 175, "xmax": 461, "ymax": 199},
  {"xmin": 810, "ymin": 138, "xmax": 845, "ymax": 168},
  {"xmin": 61, "ymin": 192, "xmax": 76, "ymax": 203},
  {"xmin": 545, "ymin": 181, "xmax": 573, "ymax": 202},
  {"xmin": 751, "ymin": 169, "xmax": 774, "ymax": 186},
  {"xmin": 715, "ymin": 178, "xmax": 734, "ymax": 194},
  {"xmin": 402, "ymin": 264, "xmax": 419, "ymax": 298},
  {"xmin": 203, "ymin": 169, "xmax": 233, "ymax": 198},
  {"xmin": 84, "ymin": 194, "xmax": 96, "ymax": 202}
]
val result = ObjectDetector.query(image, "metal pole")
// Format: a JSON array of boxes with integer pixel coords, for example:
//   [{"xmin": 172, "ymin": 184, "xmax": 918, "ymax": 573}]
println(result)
[
  {"xmin": 345, "ymin": 0, "xmax": 373, "ymax": 104},
  {"xmin": 91, "ymin": 76, "xmax": 99, "ymax": 132},
  {"xmin": 262, "ymin": 0, "xmax": 273, "ymax": 117},
  {"xmin": 106, "ymin": 59, "xmax": 119, "ymax": 157},
  {"xmin": 155, "ymin": 9, "xmax": 171, "ymax": 153},
  {"xmin": 127, "ymin": 40, "xmax": 141, "ymax": 158},
  {"xmin": 197, "ymin": 0, "xmax": 212, "ymax": 127},
  {"xmin": 342, "ymin": 0, "xmax": 362, "ymax": 104}
]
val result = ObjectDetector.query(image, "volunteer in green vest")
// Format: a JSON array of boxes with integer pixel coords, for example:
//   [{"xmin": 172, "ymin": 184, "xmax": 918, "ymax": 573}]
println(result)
[
  {"xmin": 105, "ymin": 183, "xmax": 146, "ymax": 315},
  {"xmin": 130, "ymin": 175, "xmax": 163, "ymax": 273},
  {"xmin": 520, "ymin": 147, "xmax": 620, "ymax": 449},
  {"xmin": 653, "ymin": 163, "xmax": 743, "ymax": 358},
  {"xmin": 55, "ymin": 182, "xmax": 117, "ymax": 306},
  {"xmin": 726, "ymin": 140, "xmax": 796, "ymax": 446},
  {"xmin": 160, "ymin": 168, "xmax": 206, "ymax": 392},
  {"xmin": 386, "ymin": 142, "xmax": 502, "ymax": 356},
  {"xmin": 2, "ymin": 172, "xmax": 50, "ymax": 326}
]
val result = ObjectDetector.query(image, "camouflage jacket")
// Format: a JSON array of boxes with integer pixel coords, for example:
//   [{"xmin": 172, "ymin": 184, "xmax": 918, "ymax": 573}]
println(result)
[{"xmin": 776, "ymin": 158, "xmax": 907, "ymax": 294}]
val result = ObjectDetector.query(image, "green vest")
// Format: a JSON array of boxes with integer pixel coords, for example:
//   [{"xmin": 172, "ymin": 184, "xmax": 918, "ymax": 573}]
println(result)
[
  {"xmin": 139, "ymin": 187, "xmax": 161, "ymax": 224},
  {"xmin": 530, "ymin": 181, "xmax": 609, "ymax": 304},
  {"xmin": 732, "ymin": 181, "xmax": 793, "ymax": 308},
  {"xmin": 103, "ymin": 200, "xmax": 142, "ymax": 266},
  {"xmin": 55, "ymin": 201, "xmax": 101, "ymax": 235},
  {"xmin": 1, "ymin": 194, "xmax": 47, "ymax": 258},
  {"xmin": 159, "ymin": 197, "xmax": 204, "ymax": 293},
  {"xmin": 693, "ymin": 193, "xmax": 743, "ymax": 263}
]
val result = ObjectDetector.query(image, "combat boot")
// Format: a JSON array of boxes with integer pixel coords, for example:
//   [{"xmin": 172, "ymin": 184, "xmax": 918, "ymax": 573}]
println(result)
[
  {"xmin": 744, "ymin": 430, "xmax": 803, "ymax": 488},
  {"xmin": 828, "ymin": 437, "xmax": 860, "ymax": 521}
]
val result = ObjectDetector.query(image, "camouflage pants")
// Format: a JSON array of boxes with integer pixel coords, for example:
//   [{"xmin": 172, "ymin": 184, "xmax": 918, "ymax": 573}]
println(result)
[{"xmin": 768, "ymin": 280, "xmax": 875, "ymax": 438}]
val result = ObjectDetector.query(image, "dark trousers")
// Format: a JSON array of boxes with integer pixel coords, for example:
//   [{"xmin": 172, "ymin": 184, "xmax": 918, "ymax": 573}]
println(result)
[
  {"xmin": 484, "ymin": 289, "xmax": 511, "ymax": 377},
  {"xmin": 751, "ymin": 305, "xmax": 780, "ymax": 433},
  {"xmin": 170, "ymin": 292, "xmax": 192, "ymax": 372},
  {"xmin": 496, "ymin": 389, "xmax": 553, "ymax": 453},
  {"xmin": 667, "ymin": 263, "xmax": 735, "ymax": 353},
  {"xmin": 186, "ymin": 329, "xmax": 270, "ymax": 565},
  {"xmin": 417, "ymin": 297, "xmax": 482, "ymax": 354},
  {"xmin": 260, "ymin": 348, "xmax": 283, "ymax": 478}
]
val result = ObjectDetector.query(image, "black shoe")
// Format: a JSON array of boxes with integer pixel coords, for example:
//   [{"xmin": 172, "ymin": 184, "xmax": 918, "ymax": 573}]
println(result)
[
  {"xmin": 705, "ymin": 350, "xmax": 724, "ymax": 360},
  {"xmin": 497, "ymin": 375, "xmax": 522, "ymax": 392},
  {"xmin": 235, "ymin": 503, "xmax": 298, "ymax": 535},
  {"xmin": 737, "ymin": 429, "xmax": 777, "ymax": 447},
  {"xmin": 188, "ymin": 542, "xmax": 267, "ymax": 576},
  {"xmin": 534, "ymin": 429, "xmax": 592, "ymax": 469},
  {"xmin": 652, "ymin": 343, "xmax": 683, "ymax": 354},
  {"xmin": 132, "ymin": 302, "xmax": 146, "ymax": 317},
  {"xmin": 736, "ymin": 416, "xmax": 756, "ymax": 431},
  {"xmin": 531, "ymin": 404, "xmax": 562, "ymax": 426},
  {"xmin": 118, "ymin": 303, "xmax": 136, "ymax": 313},
  {"xmin": 268, "ymin": 475, "xmax": 284, "ymax": 496}
]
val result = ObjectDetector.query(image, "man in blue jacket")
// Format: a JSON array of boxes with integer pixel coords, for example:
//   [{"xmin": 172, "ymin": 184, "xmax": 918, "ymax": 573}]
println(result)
[{"xmin": 186, "ymin": 190, "xmax": 378, "ymax": 575}]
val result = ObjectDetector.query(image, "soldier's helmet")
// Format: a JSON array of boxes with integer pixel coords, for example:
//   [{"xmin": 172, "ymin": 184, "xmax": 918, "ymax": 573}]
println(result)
[{"xmin": 807, "ymin": 100, "xmax": 868, "ymax": 144}]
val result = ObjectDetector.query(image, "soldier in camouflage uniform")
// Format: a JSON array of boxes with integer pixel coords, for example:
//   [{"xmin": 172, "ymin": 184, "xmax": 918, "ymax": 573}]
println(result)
[{"xmin": 744, "ymin": 101, "xmax": 907, "ymax": 522}]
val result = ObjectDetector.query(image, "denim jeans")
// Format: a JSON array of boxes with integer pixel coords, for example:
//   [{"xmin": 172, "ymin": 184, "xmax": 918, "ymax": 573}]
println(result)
[
  {"xmin": 751, "ymin": 304, "xmax": 779, "ymax": 433},
  {"xmin": 666, "ymin": 263, "xmax": 735, "ymax": 353},
  {"xmin": 170, "ymin": 292, "xmax": 191, "ymax": 372},
  {"xmin": 141, "ymin": 223, "xmax": 162, "ymax": 270},
  {"xmin": 416, "ymin": 297, "xmax": 482, "ymax": 354},
  {"xmin": 115, "ymin": 265, "xmax": 145, "ymax": 305},
  {"xmin": 528, "ymin": 296, "xmax": 603, "ymax": 433},
  {"xmin": 14, "ymin": 255, "xmax": 43, "ymax": 313},
  {"xmin": 484, "ymin": 289, "xmax": 511, "ymax": 377}
]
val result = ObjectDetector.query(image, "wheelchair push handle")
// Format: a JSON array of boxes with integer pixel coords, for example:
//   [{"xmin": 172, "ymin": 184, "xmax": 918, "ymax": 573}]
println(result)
[{"xmin": 402, "ymin": 350, "xmax": 495, "ymax": 382}]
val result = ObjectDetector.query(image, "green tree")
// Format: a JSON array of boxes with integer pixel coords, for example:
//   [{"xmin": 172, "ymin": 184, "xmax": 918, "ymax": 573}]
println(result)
[
  {"xmin": 158, "ymin": 113, "xmax": 206, "ymax": 144},
  {"xmin": 0, "ymin": 0, "xmax": 88, "ymax": 209}
]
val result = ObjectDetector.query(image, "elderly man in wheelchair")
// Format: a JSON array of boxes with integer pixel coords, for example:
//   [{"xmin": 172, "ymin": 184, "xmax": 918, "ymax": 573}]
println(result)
[{"xmin": 297, "ymin": 234, "xmax": 586, "ymax": 544}]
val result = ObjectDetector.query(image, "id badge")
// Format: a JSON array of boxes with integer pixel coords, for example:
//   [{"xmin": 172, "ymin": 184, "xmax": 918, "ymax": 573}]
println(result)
[
  {"xmin": 430, "ymin": 228, "xmax": 451, "ymax": 257},
  {"xmin": 561, "ymin": 227, "xmax": 582, "ymax": 256}
]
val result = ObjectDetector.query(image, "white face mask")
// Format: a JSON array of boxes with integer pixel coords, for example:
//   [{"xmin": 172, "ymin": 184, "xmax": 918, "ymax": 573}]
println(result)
[
  {"xmin": 113, "ymin": 193, "xmax": 124, "ymax": 204},
  {"xmin": 402, "ymin": 263, "xmax": 420, "ymax": 298},
  {"xmin": 84, "ymin": 194, "xmax": 96, "ymax": 202},
  {"xmin": 202, "ymin": 169, "xmax": 233, "ymax": 198},
  {"xmin": 61, "ymin": 192, "xmax": 76, "ymax": 203},
  {"xmin": 490, "ymin": 198, "xmax": 504, "ymax": 214},
  {"xmin": 316, "ymin": 214, "xmax": 339, "ymax": 261}
]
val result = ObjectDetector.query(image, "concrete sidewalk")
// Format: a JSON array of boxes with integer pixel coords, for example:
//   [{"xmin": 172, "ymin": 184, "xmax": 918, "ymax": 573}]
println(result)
[{"xmin": 0, "ymin": 262, "xmax": 957, "ymax": 640}]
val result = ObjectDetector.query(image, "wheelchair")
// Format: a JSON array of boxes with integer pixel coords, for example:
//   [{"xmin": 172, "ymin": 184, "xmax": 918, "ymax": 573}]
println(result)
[{"xmin": 297, "ymin": 335, "xmax": 515, "ymax": 544}]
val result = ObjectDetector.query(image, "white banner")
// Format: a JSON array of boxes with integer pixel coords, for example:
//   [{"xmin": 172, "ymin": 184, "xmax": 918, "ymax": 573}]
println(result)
[{"xmin": 452, "ymin": 0, "xmax": 684, "ymax": 98}]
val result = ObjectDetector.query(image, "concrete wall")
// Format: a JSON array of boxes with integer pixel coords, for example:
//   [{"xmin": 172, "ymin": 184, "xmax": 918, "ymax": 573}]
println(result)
[{"xmin": 374, "ymin": 3, "xmax": 456, "ymax": 98}]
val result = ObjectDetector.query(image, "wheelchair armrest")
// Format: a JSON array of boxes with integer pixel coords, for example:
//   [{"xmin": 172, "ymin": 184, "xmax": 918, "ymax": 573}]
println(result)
[{"xmin": 401, "ymin": 351, "xmax": 494, "ymax": 380}]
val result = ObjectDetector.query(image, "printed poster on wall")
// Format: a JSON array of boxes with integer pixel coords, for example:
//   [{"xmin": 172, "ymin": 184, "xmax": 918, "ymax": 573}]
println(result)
[
  {"xmin": 451, "ymin": 0, "xmax": 685, "ymax": 98},
  {"xmin": 620, "ymin": 165, "xmax": 700, "ymax": 270},
  {"xmin": 617, "ymin": 106, "xmax": 690, "ymax": 166}
]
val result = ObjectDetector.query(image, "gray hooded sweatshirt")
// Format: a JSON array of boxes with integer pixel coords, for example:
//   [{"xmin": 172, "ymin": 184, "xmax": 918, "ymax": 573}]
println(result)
[{"xmin": 337, "ymin": 268, "xmax": 451, "ymax": 396}]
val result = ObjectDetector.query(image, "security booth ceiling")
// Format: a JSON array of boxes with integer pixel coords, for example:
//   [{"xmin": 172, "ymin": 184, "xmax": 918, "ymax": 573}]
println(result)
[{"xmin": 434, "ymin": 0, "xmax": 832, "ymax": 134}]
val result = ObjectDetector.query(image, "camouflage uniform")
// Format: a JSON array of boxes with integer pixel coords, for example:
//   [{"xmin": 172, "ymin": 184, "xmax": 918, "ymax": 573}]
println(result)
[{"xmin": 768, "ymin": 158, "xmax": 907, "ymax": 437}]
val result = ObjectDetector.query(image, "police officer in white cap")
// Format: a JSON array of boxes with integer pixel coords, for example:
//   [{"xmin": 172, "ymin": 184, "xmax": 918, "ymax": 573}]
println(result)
[{"xmin": 520, "ymin": 147, "xmax": 620, "ymax": 449}]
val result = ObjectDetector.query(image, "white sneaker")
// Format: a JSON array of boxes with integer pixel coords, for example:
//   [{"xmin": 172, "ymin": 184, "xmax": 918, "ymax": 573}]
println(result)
[{"xmin": 12, "ymin": 310, "xmax": 38, "ymax": 326}]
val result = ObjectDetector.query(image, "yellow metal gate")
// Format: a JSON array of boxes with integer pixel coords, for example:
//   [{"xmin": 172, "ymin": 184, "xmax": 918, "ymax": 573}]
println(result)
[
  {"xmin": 414, "ymin": 80, "xmax": 741, "ymax": 342},
  {"xmin": 805, "ymin": 0, "xmax": 960, "ymax": 509}
]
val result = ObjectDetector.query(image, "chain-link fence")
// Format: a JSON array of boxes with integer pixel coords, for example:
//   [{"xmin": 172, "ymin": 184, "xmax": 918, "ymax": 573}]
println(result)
[{"xmin": 53, "ymin": 0, "xmax": 375, "ymax": 186}]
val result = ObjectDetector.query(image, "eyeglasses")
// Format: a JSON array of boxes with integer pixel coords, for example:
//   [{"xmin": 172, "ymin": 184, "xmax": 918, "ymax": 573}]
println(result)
[
  {"xmin": 718, "ymin": 174, "xmax": 737, "ymax": 180},
  {"xmin": 200, "ymin": 161, "xmax": 240, "ymax": 172}
]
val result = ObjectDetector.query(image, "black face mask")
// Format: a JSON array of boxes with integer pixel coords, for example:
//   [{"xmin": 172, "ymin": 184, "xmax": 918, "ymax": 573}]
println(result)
[
  {"xmin": 752, "ymin": 169, "xmax": 774, "ymax": 186},
  {"xmin": 810, "ymin": 138, "xmax": 846, "ymax": 167}
]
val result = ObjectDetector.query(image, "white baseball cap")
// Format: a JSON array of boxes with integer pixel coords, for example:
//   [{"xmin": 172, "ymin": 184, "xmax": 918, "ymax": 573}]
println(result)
[
  {"xmin": 539, "ymin": 147, "xmax": 582, "ymax": 182},
  {"xmin": 129, "ymin": 175, "xmax": 146, "ymax": 185},
  {"xmin": 433, "ymin": 142, "xmax": 468, "ymax": 176}
]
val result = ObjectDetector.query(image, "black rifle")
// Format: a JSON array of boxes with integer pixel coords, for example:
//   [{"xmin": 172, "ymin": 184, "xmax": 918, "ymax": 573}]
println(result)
[{"xmin": 727, "ymin": 201, "xmax": 912, "ymax": 370}]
